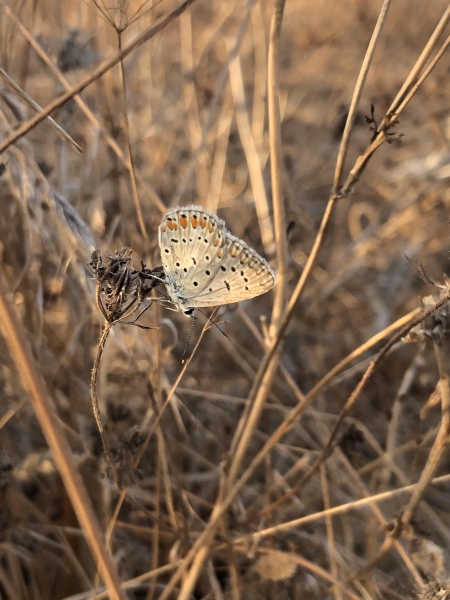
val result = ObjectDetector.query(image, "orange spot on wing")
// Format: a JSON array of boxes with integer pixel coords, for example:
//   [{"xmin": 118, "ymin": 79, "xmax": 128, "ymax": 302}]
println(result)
[
  {"xmin": 208, "ymin": 224, "xmax": 215, "ymax": 233},
  {"xmin": 199, "ymin": 217, "xmax": 207, "ymax": 228},
  {"xmin": 213, "ymin": 237, "xmax": 220, "ymax": 246},
  {"xmin": 217, "ymin": 250, "xmax": 223, "ymax": 258},
  {"xmin": 190, "ymin": 216, "xmax": 198, "ymax": 228},
  {"xmin": 161, "ymin": 224, "xmax": 167, "ymax": 232},
  {"xmin": 168, "ymin": 221, "xmax": 178, "ymax": 230},
  {"xmin": 179, "ymin": 216, "xmax": 188, "ymax": 228}
]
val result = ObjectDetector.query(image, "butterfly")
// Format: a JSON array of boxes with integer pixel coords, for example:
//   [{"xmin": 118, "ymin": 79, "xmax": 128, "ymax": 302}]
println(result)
[{"xmin": 158, "ymin": 206, "xmax": 275, "ymax": 315}]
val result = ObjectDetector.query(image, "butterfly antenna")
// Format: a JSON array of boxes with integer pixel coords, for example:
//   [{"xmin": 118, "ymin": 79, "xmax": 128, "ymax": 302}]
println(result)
[
  {"xmin": 197, "ymin": 308, "xmax": 230, "ymax": 340},
  {"xmin": 181, "ymin": 313, "xmax": 196, "ymax": 364}
]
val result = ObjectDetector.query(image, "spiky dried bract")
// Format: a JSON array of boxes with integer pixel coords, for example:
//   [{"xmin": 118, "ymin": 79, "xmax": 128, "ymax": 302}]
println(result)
[{"xmin": 90, "ymin": 248, "xmax": 164, "ymax": 324}]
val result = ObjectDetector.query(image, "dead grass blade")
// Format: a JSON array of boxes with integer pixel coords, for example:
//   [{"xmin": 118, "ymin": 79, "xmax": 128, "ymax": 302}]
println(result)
[{"xmin": 0, "ymin": 67, "xmax": 82, "ymax": 155}]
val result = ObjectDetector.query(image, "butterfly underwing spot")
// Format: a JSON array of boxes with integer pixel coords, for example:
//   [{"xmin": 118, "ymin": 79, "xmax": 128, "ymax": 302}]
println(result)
[{"xmin": 167, "ymin": 217, "xmax": 178, "ymax": 231}]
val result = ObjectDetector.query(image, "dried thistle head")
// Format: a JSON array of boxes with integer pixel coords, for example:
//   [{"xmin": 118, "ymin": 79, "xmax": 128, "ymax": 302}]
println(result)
[
  {"xmin": 90, "ymin": 248, "xmax": 164, "ymax": 324},
  {"xmin": 89, "ymin": 248, "xmax": 164, "ymax": 482}
]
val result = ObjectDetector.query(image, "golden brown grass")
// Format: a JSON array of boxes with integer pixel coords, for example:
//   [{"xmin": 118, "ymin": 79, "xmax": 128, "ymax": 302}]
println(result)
[{"xmin": 1, "ymin": 1, "xmax": 450, "ymax": 598}]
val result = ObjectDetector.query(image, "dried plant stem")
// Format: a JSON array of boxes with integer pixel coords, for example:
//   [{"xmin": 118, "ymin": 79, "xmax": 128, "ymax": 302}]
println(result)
[
  {"xmin": 221, "ymin": 0, "xmax": 287, "ymax": 488},
  {"xmin": 381, "ymin": 349, "xmax": 425, "ymax": 487},
  {"xmin": 333, "ymin": 0, "xmax": 391, "ymax": 191},
  {"xmin": 116, "ymin": 31, "xmax": 148, "ymax": 238},
  {"xmin": 173, "ymin": 2, "xmax": 253, "ymax": 205},
  {"xmin": 384, "ymin": 4, "xmax": 450, "ymax": 121},
  {"xmin": 321, "ymin": 464, "xmax": 344, "ymax": 600},
  {"xmin": 135, "ymin": 309, "xmax": 218, "ymax": 467},
  {"xmin": 268, "ymin": 0, "xmax": 288, "ymax": 337},
  {"xmin": 232, "ymin": 473, "xmax": 450, "ymax": 544},
  {"xmin": 90, "ymin": 324, "xmax": 111, "ymax": 435},
  {"xmin": 227, "ymin": 38, "xmax": 274, "ymax": 253},
  {"xmin": 227, "ymin": 194, "xmax": 336, "ymax": 481},
  {"xmin": 180, "ymin": 10, "xmax": 210, "ymax": 201},
  {"xmin": 0, "ymin": 275, "xmax": 126, "ymax": 600},
  {"xmin": 400, "ymin": 322, "xmax": 450, "ymax": 526},
  {"xmin": 341, "ymin": 4, "xmax": 450, "ymax": 195},
  {"xmin": 287, "ymin": 308, "xmax": 420, "ymax": 410},
  {"xmin": 90, "ymin": 321, "xmax": 118, "ymax": 478},
  {"xmin": 388, "ymin": 32, "xmax": 450, "ymax": 126},
  {"xmin": 0, "ymin": 68, "xmax": 82, "ymax": 155}
]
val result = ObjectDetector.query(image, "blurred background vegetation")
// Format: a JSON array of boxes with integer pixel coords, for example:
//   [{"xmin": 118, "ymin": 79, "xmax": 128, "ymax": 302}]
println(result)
[{"xmin": 1, "ymin": 1, "xmax": 450, "ymax": 598}]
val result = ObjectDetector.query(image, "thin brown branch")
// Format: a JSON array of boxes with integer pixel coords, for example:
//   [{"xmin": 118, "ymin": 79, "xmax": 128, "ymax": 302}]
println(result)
[
  {"xmin": 401, "ymin": 294, "xmax": 450, "ymax": 526},
  {"xmin": 0, "ymin": 67, "xmax": 82, "ymax": 155},
  {"xmin": 116, "ymin": 30, "xmax": 148, "ymax": 238},
  {"xmin": 268, "ymin": 0, "xmax": 288, "ymax": 337},
  {"xmin": 333, "ymin": 0, "xmax": 391, "ymax": 192}
]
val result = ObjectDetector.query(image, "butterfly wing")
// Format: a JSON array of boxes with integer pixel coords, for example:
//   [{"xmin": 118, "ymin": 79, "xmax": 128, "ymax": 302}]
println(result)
[
  {"xmin": 158, "ymin": 206, "xmax": 275, "ymax": 311},
  {"xmin": 159, "ymin": 206, "xmax": 229, "ymax": 309},
  {"xmin": 186, "ymin": 234, "xmax": 275, "ymax": 307}
]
